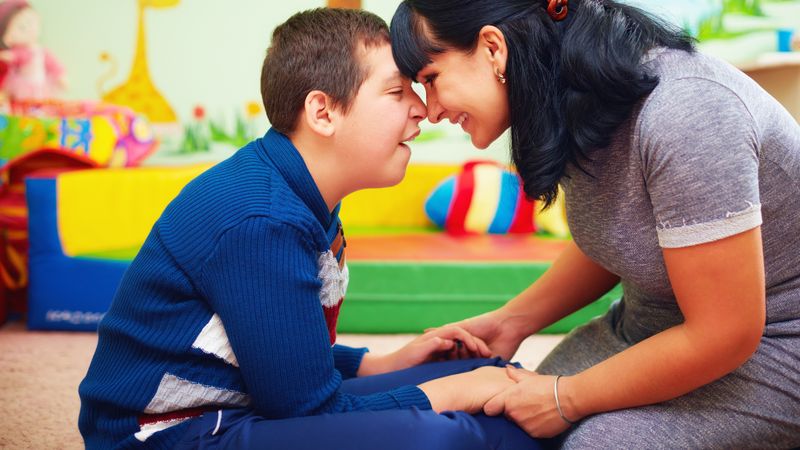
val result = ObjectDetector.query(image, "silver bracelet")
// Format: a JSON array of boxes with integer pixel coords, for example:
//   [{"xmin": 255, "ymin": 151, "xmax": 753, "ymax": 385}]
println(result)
[{"xmin": 554, "ymin": 375, "xmax": 576, "ymax": 425}]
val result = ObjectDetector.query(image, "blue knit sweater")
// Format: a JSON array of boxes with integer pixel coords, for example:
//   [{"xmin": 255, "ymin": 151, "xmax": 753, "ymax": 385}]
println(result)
[{"xmin": 78, "ymin": 129, "xmax": 431, "ymax": 449}]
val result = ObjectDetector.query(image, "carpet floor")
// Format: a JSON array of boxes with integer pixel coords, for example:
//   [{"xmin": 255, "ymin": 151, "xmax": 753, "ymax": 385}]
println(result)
[{"xmin": 0, "ymin": 321, "xmax": 562, "ymax": 449}]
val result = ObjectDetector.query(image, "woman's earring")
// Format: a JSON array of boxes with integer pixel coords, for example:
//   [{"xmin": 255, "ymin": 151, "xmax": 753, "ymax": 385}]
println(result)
[
  {"xmin": 547, "ymin": 0, "xmax": 568, "ymax": 21},
  {"xmin": 495, "ymin": 67, "xmax": 506, "ymax": 84}
]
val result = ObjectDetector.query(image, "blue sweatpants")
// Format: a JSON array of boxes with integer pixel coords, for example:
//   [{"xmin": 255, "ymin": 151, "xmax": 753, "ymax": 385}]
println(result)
[{"xmin": 175, "ymin": 358, "xmax": 541, "ymax": 450}]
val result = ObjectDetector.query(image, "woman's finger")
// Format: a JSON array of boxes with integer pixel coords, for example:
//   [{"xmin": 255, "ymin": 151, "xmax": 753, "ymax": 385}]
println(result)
[
  {"xmin": 429, "ymin": 336, "xmax": 455, "ymax": 353},
  {"xmin": 474, "ymin": 336, "xmax": 492, "ymax": 358}
]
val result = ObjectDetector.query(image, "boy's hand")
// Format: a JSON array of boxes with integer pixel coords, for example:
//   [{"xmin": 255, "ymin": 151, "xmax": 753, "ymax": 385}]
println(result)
[
  {"xmin": 357, "ymin": 326, "xmax": 492, "ymax": 376},
  {"xmin": 417, "ymin": 366, "xmax": 516, "ymax": 414}
]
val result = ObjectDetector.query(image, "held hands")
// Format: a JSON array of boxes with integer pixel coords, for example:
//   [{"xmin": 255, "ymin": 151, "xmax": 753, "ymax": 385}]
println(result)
[
  {"xmin": 484, "ymin": 366, "xmax": 579, "ymax": 438},
  {"xmin": 418, "ymin": 366, "xmax": 516, "ymax": 414},
  {"xmin": 358, "ymin": 326, "xmax": 492, "ymax": 376},
  {"xmin": 426, "ymin": 310, "xmax": 527, "ymax": 360}
]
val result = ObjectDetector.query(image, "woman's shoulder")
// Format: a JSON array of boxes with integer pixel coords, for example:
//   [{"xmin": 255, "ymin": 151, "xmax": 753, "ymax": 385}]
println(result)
[
  {"xmin": 642, "ymin": 49, "xmax": 760, "ymax": 111},
  {"xmin": 634, "ymin": 50, "xmax": 758, "ymax": 137}
]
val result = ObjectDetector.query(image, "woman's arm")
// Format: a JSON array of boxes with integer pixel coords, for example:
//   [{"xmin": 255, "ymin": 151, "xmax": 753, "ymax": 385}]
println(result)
[
  {"xmin": 561, "ymin": 227, "xmax": 765, "ymax": 419},
  {"xmin": 502, "ymin": 239, "xmax": 620, "ymax": 335},
  {"xmin": 485, "ymin": 228, "xmax": 766, "ymax": 437},
  {"xmin": 447, "ymin": 240, "xmax": 620, "ymax": 359}
]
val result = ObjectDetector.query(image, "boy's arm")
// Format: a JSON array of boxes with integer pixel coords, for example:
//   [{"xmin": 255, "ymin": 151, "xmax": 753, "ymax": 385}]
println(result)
[{"xmin": 199, "ymin": 217, "xmax": 431, "ymax": 418}]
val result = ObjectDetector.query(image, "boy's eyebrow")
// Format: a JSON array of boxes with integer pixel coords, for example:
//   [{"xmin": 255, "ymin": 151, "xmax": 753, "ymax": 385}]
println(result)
[{"xmin": 382, "ymin": 71, "xmax": 404, "ymax": 84}]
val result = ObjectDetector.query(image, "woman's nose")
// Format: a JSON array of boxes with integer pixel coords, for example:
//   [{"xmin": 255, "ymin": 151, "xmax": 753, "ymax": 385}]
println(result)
[
  {"xmin": 409, "ymin": 92, "xmax": 427, "ymax": 121},
  {"xmin": 425, "ymin": 91, "xmax": 446, "ymax": 124}
]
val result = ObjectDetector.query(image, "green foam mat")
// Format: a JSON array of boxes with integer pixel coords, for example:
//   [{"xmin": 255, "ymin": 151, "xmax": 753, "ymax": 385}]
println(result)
[{"xmin": 341, "ymin": 262, "xmax": 620, "ymax": 334}]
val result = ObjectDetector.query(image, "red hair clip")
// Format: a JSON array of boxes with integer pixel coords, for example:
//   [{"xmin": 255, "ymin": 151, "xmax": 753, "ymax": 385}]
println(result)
[{"xmin": 547, "ymin": 0, "xmax": 568, "ymax": 21}]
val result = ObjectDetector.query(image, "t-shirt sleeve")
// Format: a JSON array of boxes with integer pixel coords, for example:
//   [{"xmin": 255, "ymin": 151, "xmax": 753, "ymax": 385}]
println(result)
[
  {"xmin": 637, "ymin": 78, "xmax": 762, "ymax": 248},
  {"xmin": 199, "ymin": 217, "xmax": 431, "ymax": 418}
]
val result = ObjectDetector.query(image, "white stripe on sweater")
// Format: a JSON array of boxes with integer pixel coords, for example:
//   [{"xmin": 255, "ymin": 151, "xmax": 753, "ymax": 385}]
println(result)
[
  {"xmin": 317, "ymin": 250, "xmax": 348, "ymax": 308},
  {"xmin": 192, "ymin": 313, "xmax": 239, "ymax": 367},
  {"xmin": 143, "ymin": 373, "xmax": 250, "ymax": 414}
]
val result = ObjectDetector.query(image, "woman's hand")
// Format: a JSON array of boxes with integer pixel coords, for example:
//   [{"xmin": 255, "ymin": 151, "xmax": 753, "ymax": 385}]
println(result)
[
  {"xmin": 358, "ymin": 326, "xmax": 492, "ymax": 376},
  {"xmin": 484, "ymin": 366, "xmax": 577, "ymax": 438},
  {"xmin": 418, "ymin": 366, "xmax": 516, "ymax": 414},
  {"xmin": 428, "ymin": 310, "xmax": 528, "ymax": 360}
]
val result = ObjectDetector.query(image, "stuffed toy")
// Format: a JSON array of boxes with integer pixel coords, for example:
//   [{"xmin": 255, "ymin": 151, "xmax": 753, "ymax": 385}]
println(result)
[{"xmin": 0, "ymin": 0, "xmax": 66, "ymax": 102}]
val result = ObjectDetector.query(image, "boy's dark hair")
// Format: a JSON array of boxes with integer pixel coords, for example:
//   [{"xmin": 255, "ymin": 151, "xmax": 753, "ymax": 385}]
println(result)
[
  {"xmin": 391, "ymin": 0, "xmax": 694, "ymax": 207},
  {"xmin": 261, "ymin": 8, "xmax": 390, "ymax": 134}
]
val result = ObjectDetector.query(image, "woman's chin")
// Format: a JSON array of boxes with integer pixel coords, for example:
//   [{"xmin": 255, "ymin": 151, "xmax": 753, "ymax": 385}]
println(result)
[{"xmin": 469, "ymin": 133, "xmax": 492, "ymax": 150}]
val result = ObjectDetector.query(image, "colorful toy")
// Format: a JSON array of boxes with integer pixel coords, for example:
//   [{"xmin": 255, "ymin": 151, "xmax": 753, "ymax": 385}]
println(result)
[
  {"xmin": 0, "ymin": 99, "xmax": 157, "ymax": 167},
  {"xmin": 0, "ymin": 0, "xmax": 66, "ymax": 102},
  {"xmin": 425, "ymin": 160, "xmax": 536, "ymax": 235}
]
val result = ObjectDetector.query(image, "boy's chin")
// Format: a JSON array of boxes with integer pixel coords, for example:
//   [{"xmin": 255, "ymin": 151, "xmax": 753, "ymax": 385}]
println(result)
[
  {"xmin": 381, "ymin": 167, "xmax": 409, "ymax": 188},
  {"xmin": 371, "ymin": 164, "xmax": 410, "ymax": 189}
]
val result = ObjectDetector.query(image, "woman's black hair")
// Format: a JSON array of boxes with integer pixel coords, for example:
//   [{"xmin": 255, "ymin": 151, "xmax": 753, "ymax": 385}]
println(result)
[{"xmin": 391, "ymin": 0, "xmax": 694, "ymax": 206}]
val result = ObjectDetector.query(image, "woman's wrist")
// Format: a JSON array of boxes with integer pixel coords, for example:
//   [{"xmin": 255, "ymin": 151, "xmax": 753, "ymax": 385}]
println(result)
[
  {"xmin": 555, "ymin": 374, "xmax": 588, "ymax": 422},
  {"xmin": 496, "ymin": 304, "xmax": 540, "ymax": 339}
]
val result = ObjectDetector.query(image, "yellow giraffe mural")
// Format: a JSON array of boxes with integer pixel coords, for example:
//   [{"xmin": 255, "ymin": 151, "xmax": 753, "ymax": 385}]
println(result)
[
  {"xmin": 100, "ymin": 0, "xmax": 179, "ymax": 123},
  {"xmin": 327, "ymin": 0, "xmax": 361, "ymax": 9}
]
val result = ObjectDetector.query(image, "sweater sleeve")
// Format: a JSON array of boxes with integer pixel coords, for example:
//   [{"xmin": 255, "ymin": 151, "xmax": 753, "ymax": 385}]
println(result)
[
  {"xmin": 332, "ymin": 344, "xmax": 368, "ymax": 380},
  {"xmin": 199, "ymin": 217, "xmax": 431, "ymax": 419}
]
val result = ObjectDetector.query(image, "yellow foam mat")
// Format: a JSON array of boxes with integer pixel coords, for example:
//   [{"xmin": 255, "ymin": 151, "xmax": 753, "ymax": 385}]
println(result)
[
  {"xmin": 340, "ymin": 164, "xmax": 459, "ymax": 228},
  {"xmin": 57, "ymin": 164, "xmax": 212, "ymax": 257}
]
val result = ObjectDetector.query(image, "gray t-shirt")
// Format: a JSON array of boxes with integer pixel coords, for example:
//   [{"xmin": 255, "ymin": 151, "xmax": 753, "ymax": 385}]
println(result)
[{"xmin": 562, "ymin": 48, "xmax": 800, "ymax": 344}]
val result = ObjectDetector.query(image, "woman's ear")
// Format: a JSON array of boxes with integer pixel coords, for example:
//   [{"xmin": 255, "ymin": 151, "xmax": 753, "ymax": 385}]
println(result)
[
  {"xmin": 302, "ymin": 90, "xmax": 336, "ymax": 137},
  {"xmin": 478, "ymin": 25, "xmax": 508, "ymax": 75}
]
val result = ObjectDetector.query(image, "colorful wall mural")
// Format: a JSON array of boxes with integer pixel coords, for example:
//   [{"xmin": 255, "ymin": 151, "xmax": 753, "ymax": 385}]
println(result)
[{"xmin": 14, "ymin": 0, "xmax": 800, "ymax": 165}]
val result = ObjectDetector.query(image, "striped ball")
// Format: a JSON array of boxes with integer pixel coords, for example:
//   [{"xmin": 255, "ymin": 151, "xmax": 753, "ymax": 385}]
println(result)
[{"xmin": 425, "ymin": 161, "xmax": 535, "ymax": 235}]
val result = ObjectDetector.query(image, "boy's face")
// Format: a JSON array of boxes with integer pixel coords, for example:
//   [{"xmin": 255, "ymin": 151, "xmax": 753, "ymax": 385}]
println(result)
[{"xmin": 334, "ymin": 42, "xmax": 426, "ymax": 189}]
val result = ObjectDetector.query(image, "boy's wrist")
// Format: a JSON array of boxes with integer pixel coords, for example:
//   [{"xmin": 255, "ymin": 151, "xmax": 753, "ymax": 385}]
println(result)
[
  {"xmin": 417, "ymin": 377, "xmax": 454, "ymax": 413},
  {"xmin": 356, "ymin": 352, "xmax": 394, "ymax": 377}
]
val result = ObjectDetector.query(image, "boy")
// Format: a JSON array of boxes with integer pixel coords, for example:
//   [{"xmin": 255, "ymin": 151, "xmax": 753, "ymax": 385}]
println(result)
[{"xmin": 79, "ymin": 8, "xmax": 534, "ymax": 450}]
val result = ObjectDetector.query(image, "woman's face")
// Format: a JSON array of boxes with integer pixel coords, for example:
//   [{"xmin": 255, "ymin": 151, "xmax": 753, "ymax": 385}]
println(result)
[{"xmin": 414, "ymin": 40, "xmax": 510, "ymax": 149}]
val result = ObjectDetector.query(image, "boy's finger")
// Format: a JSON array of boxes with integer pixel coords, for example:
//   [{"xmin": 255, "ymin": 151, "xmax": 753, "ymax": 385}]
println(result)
[
  {"xmin": 505, "ymin": 365, "xmax": 525, "ymax": 382},
  {"xmin": 483, "ymin": 392, "xmax": 506, "ymax": 416}
]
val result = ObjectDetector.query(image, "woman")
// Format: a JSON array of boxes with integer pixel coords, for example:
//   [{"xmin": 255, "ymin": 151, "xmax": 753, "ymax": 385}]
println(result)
[{"xmin": 391, "ymin": 0, "xmax": 800, "ymax": 447}]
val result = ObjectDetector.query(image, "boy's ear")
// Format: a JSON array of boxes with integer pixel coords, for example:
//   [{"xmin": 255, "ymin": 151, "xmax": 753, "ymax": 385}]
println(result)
[
  {"xmin": 478, "ymin": 25, "xmax": 507, "ymax": 75},
  {"xmin": 302, "ymin": 90, "xmax": 336, "ymax": 137}
]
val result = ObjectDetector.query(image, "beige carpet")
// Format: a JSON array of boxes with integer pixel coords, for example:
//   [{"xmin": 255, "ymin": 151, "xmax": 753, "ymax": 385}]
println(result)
[{"xmin": 0, "ymin": 321, "xmax": 562, "ymax": 449}]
